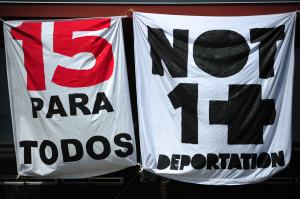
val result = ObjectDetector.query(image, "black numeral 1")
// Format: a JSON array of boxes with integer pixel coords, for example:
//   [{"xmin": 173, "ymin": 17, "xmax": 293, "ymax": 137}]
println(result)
[{"xmin": 168, "ymin": 83, "xmax": 198, "ymax": 144}]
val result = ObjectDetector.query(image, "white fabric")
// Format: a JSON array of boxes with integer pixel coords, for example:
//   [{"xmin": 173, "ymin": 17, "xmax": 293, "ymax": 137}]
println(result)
[
  {"xmin": 133, "ymin": 12, "xmax": 296, "ymax": 185},
  {"xmin": 4, "ymin": 17, "xmax": 136, "ymax": 178}
]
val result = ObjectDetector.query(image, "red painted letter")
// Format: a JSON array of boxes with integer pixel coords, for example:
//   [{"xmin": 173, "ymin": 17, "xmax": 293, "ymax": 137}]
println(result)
[
  {"xmin": 53, "ymin": 19, "xmax": 114, "ymax": 87},
  {"xmin": 11, "ymin": 22, "xmax": 46, "ymax": 90}
]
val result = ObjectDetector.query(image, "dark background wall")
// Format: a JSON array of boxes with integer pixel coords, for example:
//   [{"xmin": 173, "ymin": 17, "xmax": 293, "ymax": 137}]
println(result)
[{"xmin": 0, "ymin": 2, "xmax": 300, "ymax": 199}]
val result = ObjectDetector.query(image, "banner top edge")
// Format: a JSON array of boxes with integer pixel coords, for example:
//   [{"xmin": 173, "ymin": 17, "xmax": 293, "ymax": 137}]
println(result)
[
  {"xmin": 2, "ymin": 15, "xmax": 126, "ymax": 23},
  {"xmin": 132, "ymin": 10, "xmax": 297, "ymax": 17}
]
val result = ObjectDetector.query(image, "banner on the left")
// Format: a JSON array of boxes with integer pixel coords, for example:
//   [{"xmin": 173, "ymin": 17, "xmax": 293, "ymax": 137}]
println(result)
[{"xmin": 3, "ymin": 17, "xmax": 137, "ymax": 178}]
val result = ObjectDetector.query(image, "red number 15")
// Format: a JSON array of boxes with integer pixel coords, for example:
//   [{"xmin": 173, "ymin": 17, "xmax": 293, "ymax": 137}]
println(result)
[{"xmin": 11, "ymin": 19, "xmax": 114, "ymax": 91}]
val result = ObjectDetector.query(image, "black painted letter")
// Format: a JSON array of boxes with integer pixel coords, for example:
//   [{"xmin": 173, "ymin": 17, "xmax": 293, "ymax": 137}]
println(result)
[
  {"xmin": 250, "ymin": 25, "xmax": 285, "ymax": 78},
  {"xmin": 19, "ymin": 141, "xmax": 38, "ymax": 164},
  {"xmin": 148, "ymin": 27, "xmax": 189, "ymax": 77},
  {"xmin": 61, "ymin": 139, "xmax": 83, "ymax": 162},
  {"xmin": 114, "ymin": 133, "xmax": 134, "ymax": 157},
  {"xmin": 193, "ymin": 30, "xmax": 250, "ymax": 77},
  {"xmin": 31, "ymin": 98, "xmax": 44, "ymax": 118}
]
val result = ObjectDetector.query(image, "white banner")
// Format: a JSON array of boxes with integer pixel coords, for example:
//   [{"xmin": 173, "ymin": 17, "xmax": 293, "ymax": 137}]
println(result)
[
  {"xmin": 133, "ymin": 12, "xmax": 296, "ymax": 185},
  {"xmin": 4, "ymin": 17, "xmax": 136, "ymax": 178}
]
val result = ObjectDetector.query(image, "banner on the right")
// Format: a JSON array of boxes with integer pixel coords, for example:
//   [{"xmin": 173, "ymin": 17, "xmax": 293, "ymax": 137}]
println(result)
[{"xmin": 133, "ymin": 12, "xmax": 296, "ymax": 185}]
